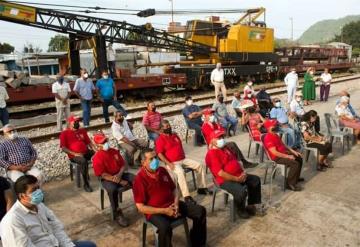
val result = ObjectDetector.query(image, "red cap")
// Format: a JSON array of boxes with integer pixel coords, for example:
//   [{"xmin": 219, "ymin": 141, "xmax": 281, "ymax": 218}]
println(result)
[
  {"xmin": 263, "ymin": 119, "xmax": 278, "ymax": 131},
  {"xmin": 93, "ymin": 133, "xmax": 107, "ymax": 144},
  {"xmin": 203, "ymin": 108, "xmax": 215, "ymax": 116},
  {"xmin": 67, "ymin": 115, "xmax": 80, "ymax": 123},
  {"xmin": 209, "ymin": 130, "xmax": 225, "ymax": 142}
]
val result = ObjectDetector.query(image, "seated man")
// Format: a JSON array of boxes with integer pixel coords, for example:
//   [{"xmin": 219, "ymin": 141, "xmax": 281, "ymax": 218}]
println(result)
[
  {"xmin": 270, "ymin": 97, "xmax": 299, "ymax": 148},
  {"xmin": 262, "ymin": 120, "xmax": 303, "ymax": 191},
  {"xmin": 156, "ymin": 120, "xmax": 211, "ymax": 203},
  {"xmin": 133, "ymin": 148, "xmax": 207, "ymax": 247},
  {"xmin": 92, "ymin": 132, "xmax": 135, "ymax": 227},
  {"xmin": 212, "ymin": 95, "xmax": 238, "ymax": 135},
  {"xmin": 142, "ymin": 101, "xmax": 163, "ymax": 141},
  {"xmin": 60, "ymin": 115, "xmax": 95, "ymax": 192},
  {"xmin": 231, "ymin": 91, "xmax": 243, "ymax": 118},
  {"xmin": 0, "ymin": 175, "xmax": 96, "ymax": 247},
  {"xmin": 336, "ymin": 91, "xmax": 359, "ymax": 119},
  {"xmin": 256, "ymin": 86, "xmax": 272, "ymax": 118},
  {"xmin": 182, "ymin": 95, "xmax": 205, "ymax": 146},
  {"xmin": 112, "ymin": 111, "xmax": 148, "ymax": 166},
  {"xmin": 0, "ymin": 124, "xmax": 42, "ymax": 183},
  {"xmin": 0, "ymin": 176, "xmax": 14, "ymax": 222},
  {"xmin": 205, "ymin": 130, "xmax": 262, "ymax": 219},
  {"xmin": 201, "ymin": 108, "xmax": 257, "ymax": 168}
]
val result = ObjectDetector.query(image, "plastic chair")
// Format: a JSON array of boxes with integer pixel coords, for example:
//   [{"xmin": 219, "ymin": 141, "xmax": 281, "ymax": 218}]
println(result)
[
  {"xmin": 183, "ymin": 167, "xmax": 197, "ymax": 190},
  {"xmin": 246, "ymin": 125, "xmax": 264, "ymax": 162},
  {"xmin": 142, "ymin": 217, "xmax": 191, "ymax": 247},
  {"xmin": 98, "ymin": 178, "xmax": 132, "ymax": 221},
  {"xmin": 211, "ymin": 178, "xmax": 236, "ymax": 222},
  {"xmin": 183, "ymin": 117, "xmax": 195, "ymax": 145},
  {"xmin": 69, "ymin": 161, "xmax": 82, "ymax": 188},
  {"xmin": 324, "ymin": 113, "xmax": 352, "ymax": 154}
]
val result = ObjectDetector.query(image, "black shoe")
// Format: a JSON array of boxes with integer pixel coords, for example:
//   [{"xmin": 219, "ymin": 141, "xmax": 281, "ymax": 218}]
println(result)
[
  {"xmin": 286, "ymin": 184, "xmax": 302, "ymax": 191},
  {"xmin": 243, "ymin": 161, "xmax": 259, "ymax": 169},
  {"xmin": 317, "ymin": 165, "xmax": 327, "ymax": 172},
  {"xmin": 298, "ymin": 177, "xmax": 305, "ymax": 182},
  {"xmin": 116, "ymin": 214, "xmax": 129, "ymax": 227},
  {"xmin": 197, "ymin": 188, "xmax": 213, "ymax": 195},
  {"xmin": 84, "ymin": 184, "xmax": 93, "ymax": 192},
  {"xmin": 245, "ymin": 205, "xmax": 256, "ymax": 216},
  {"xmin": 184, "ymin": 196, "xmax": 197, "ymax": 205},
  {"xmin": 237, "ymin": 209, "xmax": 251, "ymax": 219}
]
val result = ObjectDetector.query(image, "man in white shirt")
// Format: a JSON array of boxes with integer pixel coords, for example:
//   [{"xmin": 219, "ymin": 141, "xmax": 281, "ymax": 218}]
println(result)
[
  {"xmin": 0, "ymin": 175, "xmax": 96, "ymax": 247},
  {"xmin": 111, "ymin": 111, "xmax": 147, "ymax": 166},
  {"xmin": 320, "ymin": 68, "xmax": 332, "ymax": 102},
  {"xmin": 210, "ymin": 63, "xmax": 227, "ymax": 100},
  {"xmin": 0, "ymin": 85, "xmax": 9, "ymax": 127},
  {"xmin": 284, "ymin": 68, "xmax": 298, "ymax": 104},
  {"xmin": 289, "ymin": 92, "xmax": 305, "ymax": 118},
  {"xmin": 107, "ymin": 43, "xmax": 116, "ymax": 78},
  {"xmin": 52, "ymin": 74, "xmax": 71, "ymax": 131}
]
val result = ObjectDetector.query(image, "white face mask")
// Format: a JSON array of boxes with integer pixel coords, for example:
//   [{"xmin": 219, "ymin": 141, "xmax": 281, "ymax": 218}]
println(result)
[
  {"xmin": 209, "ymin": 115, "xmax": 216, "ymax": 123},
  {"xmin": 216, "ymin": 138, "xmax": 226, "ymax": 149},
  {"xmin": 186, "ymin": 100, "xmax": 193, "ymax": 106},
  {"xmin": 103, "ymin": 142, "xmax": 110, "ymax": 151},
  {"xmin": 83, "ymin": 73, "xmax": 89, "ymax": 79},
  {"xmin": 296, "ymin": 97, "xmax": 302, "ymax": 102},
  {"xmin": 247, "ymin": 94, "xmax": 252, "ymax": 98},
  {"xmin": 247, "ymin": 82, "xmax": 253, "ymax": 86},
  {"xmin": 103, "ymin": 75, "xmax": 109, "ymax": 80},
  {"xmin": 8, "ymin": 131, "xmax": 18, "ymax": 140},
  {"xmin": 310, "ymin": 71, "xmax": 314, "ymax": 75},
  {"xmin": 275, "ymin": 102, "xmax": 281, "ymax": 108}
]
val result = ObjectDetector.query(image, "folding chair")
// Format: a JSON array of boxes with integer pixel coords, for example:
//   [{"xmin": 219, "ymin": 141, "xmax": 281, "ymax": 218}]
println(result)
[
  {"xmin": 324, "ymin": 113, "xmax": 352, "ymax": 154},
  {"xmin": 246, "ymin": 125, "xmax": 264, "ymax": 162},
  {"xmin": 210, "ymin": 178, "xmax": 236, "ymax": 222}
]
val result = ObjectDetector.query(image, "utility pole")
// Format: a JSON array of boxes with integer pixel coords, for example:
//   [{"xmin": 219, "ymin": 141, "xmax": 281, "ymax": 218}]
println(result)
[
  {"xmin": 290, "ymin": 17, "xmax": 294, "ymax": 41},
  {"xmin": 169, "ymin": 0, "xmax": 174, "ymax": 23}
]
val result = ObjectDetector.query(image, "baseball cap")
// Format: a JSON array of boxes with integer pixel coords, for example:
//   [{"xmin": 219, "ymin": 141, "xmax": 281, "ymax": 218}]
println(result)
[
  {"xmin": 209, "ymin": 130, "xmax": 225, "ymax": 142},
  {"xmin": 67, "ymin": 115, "xmax": 80, "ymax": 123},
  {"xmin": 263, "ymin": 119, "xmax": 278, "ymax": 131},
  {"xmin": 203, "ymin": 108, "xmax": 215, "ymax": 116},
  {"xmin": 93, "ymin": 132, "xmax": 107, "ymax": 144}
]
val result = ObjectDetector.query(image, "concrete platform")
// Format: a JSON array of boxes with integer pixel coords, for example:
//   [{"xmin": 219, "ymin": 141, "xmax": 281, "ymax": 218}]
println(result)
[{"xmin": 43, "ymin": 87, "xmax": 360, "ymax": 247}]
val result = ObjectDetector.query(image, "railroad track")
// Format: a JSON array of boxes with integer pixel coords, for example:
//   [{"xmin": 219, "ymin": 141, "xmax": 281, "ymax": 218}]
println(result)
[{"xmin": 11, "ymin": 73, "xmax": 360, "ymax": 144}]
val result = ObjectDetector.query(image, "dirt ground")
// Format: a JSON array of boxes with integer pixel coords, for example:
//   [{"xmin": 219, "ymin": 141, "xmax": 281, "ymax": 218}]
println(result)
[{"xmin": 43, "ymin": 82, "xmax": 360, "ymax": 247}]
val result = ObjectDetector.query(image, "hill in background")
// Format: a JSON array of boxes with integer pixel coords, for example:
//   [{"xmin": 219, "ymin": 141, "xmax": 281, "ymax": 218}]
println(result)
[{"xmin": 298, "ymin": 15, "xmax": 360, "ymax": 45}]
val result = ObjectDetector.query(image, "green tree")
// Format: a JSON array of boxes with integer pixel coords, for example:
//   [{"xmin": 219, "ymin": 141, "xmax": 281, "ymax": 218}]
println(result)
[
  {"xmin": 48, "ymin": 34, "xmax": 69, "ymax": 52},
  {"xmin": 0, "ymin": 42, "xmax": 14, "ymax": 54},
  {"xmin": 274, "ymin": 38, "xmax": 299, "ymax": 49},
  {"xmin": 334, "ymin": 20, "xmax": 360, "ymax": 48}
]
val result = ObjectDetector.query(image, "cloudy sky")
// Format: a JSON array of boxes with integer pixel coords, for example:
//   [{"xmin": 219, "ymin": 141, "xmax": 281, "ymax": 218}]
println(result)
[{"xmin": 1, "ymin": 0, "xmax": 359, "ymax": 52}]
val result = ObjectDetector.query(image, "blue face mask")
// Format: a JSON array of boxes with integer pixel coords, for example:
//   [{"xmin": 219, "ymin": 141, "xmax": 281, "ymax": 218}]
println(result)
[
  {"xmin": 216, "ymin": 138, "xmax": 226, "ymax": 149},
  {"xmin": 30, "ymin": 189, "xmax": 44, "ymax": 205},
  {"xmin": 103, "ymin": 142, "xmax": 110, "ymax": 151},
  {"xmin": 149, "ymin": 158, "xmax": 160, "ymax": 171}
]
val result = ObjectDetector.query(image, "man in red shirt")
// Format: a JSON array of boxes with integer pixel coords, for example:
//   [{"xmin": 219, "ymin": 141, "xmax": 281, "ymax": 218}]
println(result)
[
  {"xmin": 156, "ymin": 120, "xmax": 211, "ymax": 204},
  {"xmin": 60, "ymin": 115, "xmax": 95, "ymax": 192},
  {"xmin": 92, "ymin": 132, "xmax": 134, "ymax": 227},
  {"xmin": 262, "ymin": 119, "xmax": 303, "ymax": 191},
  {"xmin": 202, "ymin": 108, "xmax": 257, "ymax": 168},
  {"xmin": 142, "ymin": 101, "xmax": 163, "ymax": 141},
  {"xmin": 205, "ymin": 130, "xmax": 262, "ymax": 219},
  {"xmin": 132, "ymin": 148, "xmax": 207, "ymax": 247}
]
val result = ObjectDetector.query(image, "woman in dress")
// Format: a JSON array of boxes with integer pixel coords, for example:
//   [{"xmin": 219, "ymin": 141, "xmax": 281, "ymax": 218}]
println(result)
[
  {"xmin": 300, "ymin": 110, "xmax": 332, "ymax": 171},
  {"xmin": 242, "ymin": 106, "xmax": 265, "ymax": 141},
  {"xmin": 302, "ymin": 67, "xmax": 316, "ymax": 106}
]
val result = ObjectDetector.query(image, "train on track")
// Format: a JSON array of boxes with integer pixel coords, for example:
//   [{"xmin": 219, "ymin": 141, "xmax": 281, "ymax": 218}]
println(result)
[{"xmin": 0, "ymin": 2, "xmax": 354, "ymax": 104}]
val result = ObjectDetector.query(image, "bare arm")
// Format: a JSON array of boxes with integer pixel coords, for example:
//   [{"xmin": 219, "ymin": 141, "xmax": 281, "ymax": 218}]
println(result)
[
  {"xmin": 268, "ymin": 147, "xmax": 293, "ymax": 159},
  {"xmin": 218, "ymin": 169, "xmax": 242, "ymax": 182},
  {"xmin": 62, "ymin": 147, "xmax": 82, "ymax": 157}
]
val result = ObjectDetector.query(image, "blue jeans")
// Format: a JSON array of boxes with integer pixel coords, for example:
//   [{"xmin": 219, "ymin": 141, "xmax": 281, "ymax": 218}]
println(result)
[
  {"xmin": 219, "ymin": 115, "xmax": 238, "ymax": 134},
  {"xmin": 280, "ymin": 125, "xmax": 299, "ymax": 148},
  {"xmin": 0, "ymin": 107, "xmax": 9, "ymax": 126},
  {"xmin": 81, "ymin": 100, "xmax": 92, "ymax": 126},
  {"xmin": 73, "ymin": 240, "xmax": 97, "ymax": 247},
  {"xmin": 102, "ymin": 99, "xmax": 127, "ymax": 123},
  {"xmin": 148, "ymin": 131, "xmax": 159, "ymax": 141}
]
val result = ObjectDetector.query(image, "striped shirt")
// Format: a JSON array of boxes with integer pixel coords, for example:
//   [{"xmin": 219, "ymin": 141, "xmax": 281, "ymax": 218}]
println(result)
[
  {"xmin": 0, "ymin": 137, "xmax": 37, "ymax": 169},
  {"xmin": 142, "ymin": 111, "xmax": 163, "ymax": 131}
]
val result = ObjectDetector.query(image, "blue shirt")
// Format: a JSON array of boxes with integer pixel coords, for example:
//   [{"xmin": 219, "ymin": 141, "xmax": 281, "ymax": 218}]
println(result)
[
  {"xmin": 182, "ymin": 104, "xmax": 203, "ymax": 126},
  {"xmin": 74, "ymin": 78, "xmax": 95, "ymax": 100},
  {"xmin": 96, "ymin": 78, "xmax": 115, "ymax": 100},
  {"xmin": 231, "ymin": 98, "xmax": 242, "ymax": 109},
  {"xmin": 336, "ymin": 99, "xmax": 359, "ymax": 118},
  {"xmin": 270, "ymin": 107, "xmax": 289, "ymax": 124}
]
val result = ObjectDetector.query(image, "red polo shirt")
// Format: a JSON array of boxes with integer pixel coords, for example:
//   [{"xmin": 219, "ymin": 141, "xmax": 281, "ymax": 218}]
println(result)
[
  {"xmin": 201, "ymin": 122, "xmax": 225, "ymax": 144},
  {"xmin": 60, "ymin": 128, "xmax": 91, "ymax": 158},
  {"xmin": 132, "ymin": 167, "xmax": 175, "ymax": 219},
  {"xmin": 142, "ymin": 111, "xmax": 163, "ymax": 130},
  {"xmin": 92, "ymin": 148, "xmax": 125, "ymax": 176},
  {"xmin": 263, "ymin": 133, "xmax": 288, "ymax": 161},
  {"xmin": 205, "ymin": 147, "xmax": 244, "ymax": 185},
  {"xmin": 155, "ymin": 133, "xmax": 185, "ymax": 162}
]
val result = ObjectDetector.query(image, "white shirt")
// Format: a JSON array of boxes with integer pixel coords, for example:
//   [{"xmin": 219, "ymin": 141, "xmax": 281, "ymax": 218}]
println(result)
[
  {"xmin": 320, "ymin": 73, "xmax": 332, "ymax": 85},
  {"xmin": 210, "ymin": 68, "xmax": 224, "ymax": 83},
  {"xmin": 0, "ymin": 86, "xmax": 9, "ymax": 108},
  {"xmin": 111, "ymin": 120, "xmax": 136, "ymax": 143},
  {"xmin": 243, "ymin": 85, "xmax": 255, "ymax": 97},
  {"xmin": 290, "ymin": 99, "xmax": 305, "ymax": 116},
  {"xmin": 107, "ymin": 47, "xmax": 116, "ymax": 62},
  {"xmin": 52, "ymin": 81, "xmax": 71, "ymax": 106},
  {"xmin": 0, "ymin": 201, "xmax": 75, "ymax": 247},
  {"xmin": 284, "ymin": 72, "xmax": 298, "ymax": 87},
  {"xmin": 335, "ymin": 104, "xmax": 354, "ymax": 119}
]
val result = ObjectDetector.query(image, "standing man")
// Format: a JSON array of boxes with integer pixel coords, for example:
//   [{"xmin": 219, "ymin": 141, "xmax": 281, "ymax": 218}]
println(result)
[
  {"xmin": 182, "ymin": 95, "xmax": 205, "ymax": 146},
  {"xmin": 320, "ymin": 68, "xmax": 332, "ymax": 102},
  {"xmin": 52, "ymin": 74, "xmax": 71, "ymax": 131},
  {"xmin": 74, "ymin": 69, "xmax": 96, "ymax": 127},
  {"xmin": 107, "ymin": 43, "xmax": 116, "ymax": 78},
  {"xmin": 132, "ymin": 148, "xmax": 207, "ymax": 247},
  {"xmin": 284, "ymin": 68, "xmax": 298, "ymax": 104},
  {"xmin": 0, "ymin": 85, "xmax": 9, "ymax": 127},
  {"xmin": 60, "ymin": 115, "xmax": 95, "ymax": 192},
  {"xmin": 0, "ymin": 124, "xmax": 41, "ymax": 183},
  {"xmin": 211, "ymin": 62, "xmax": 227, "ymax": 100},
  {"xmin": 92, "ymin": 132, "xmax": 135, "ymax": 227},
  {"xmin": 96, "ymin": 70, "xmax": 127, "ymax": 123},
  {"xmin": 142, "ymin": 101, "xmax": 163, "ymax": 141}
]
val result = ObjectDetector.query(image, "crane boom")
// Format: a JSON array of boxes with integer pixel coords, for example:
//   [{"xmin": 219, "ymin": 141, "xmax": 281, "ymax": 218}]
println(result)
[{"xmin": 0, "ymin": 1, "xmax": 215, "ymax": 55}]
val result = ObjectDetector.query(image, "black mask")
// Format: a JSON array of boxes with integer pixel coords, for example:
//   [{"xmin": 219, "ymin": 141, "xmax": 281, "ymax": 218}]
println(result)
[
  {"xmin": 73, "ymin": 122, "xmax": 80, "ymax": 130},
  {"xmin": 116, "ymin": 117, "xmax": 124, "ymax": 123},
  {"xmin": 151, "ymin": 107, "xmax": 156, "ymax": 112},
  {"xmin": 163, "ymin": 128, "xmax": 172, "ymax": 134},
  {"xmin": 218, "ymin": 97, "xmax": 224, "ymax": 103},
  {"xmin": 59, "ymin": 77, "xmax": 64, "ymax": 84}
]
